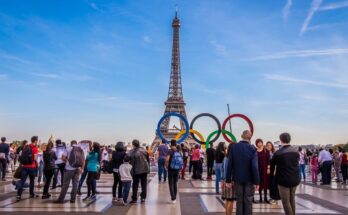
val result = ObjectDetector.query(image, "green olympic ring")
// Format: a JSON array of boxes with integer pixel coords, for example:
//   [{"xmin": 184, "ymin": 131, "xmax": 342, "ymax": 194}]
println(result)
[{"xmin": 205, "ymin": 130, "xmax": 237, "ymax": 149}]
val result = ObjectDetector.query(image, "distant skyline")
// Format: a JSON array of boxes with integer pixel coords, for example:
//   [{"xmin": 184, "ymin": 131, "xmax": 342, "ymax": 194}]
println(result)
[{"xmin": 0, "ymin": 0, "xmax": 347, "ymax": 145}]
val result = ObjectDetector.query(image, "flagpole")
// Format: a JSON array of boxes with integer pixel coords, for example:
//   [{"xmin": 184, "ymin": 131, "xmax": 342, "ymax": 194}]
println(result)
[{"xmin": 227, "ymin": 104, "xmax": 232, "ymax": 134}]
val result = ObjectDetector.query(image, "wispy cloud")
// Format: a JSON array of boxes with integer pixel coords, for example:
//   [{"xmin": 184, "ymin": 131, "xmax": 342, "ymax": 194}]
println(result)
[
  {"xmin": 82, "ymin": 96, "xmax": 158, "ymax": 108},
  {"xmin": 0, "ymin": 74, "xmax": 8, "ymax": 80},
  {"xmin": 210, "ymin": 40, "xmax": 229, "ymax": 57},
  {"xmin": 143, "ymin": 36, "xmax": 151, "ymax": 43},
  {"xmin": 282, "ymin": 0, "xmax": 293, "ymax": 22},
  {"xmin": 300, "ymin": 0, "xmax": 323, "ymax": 35},
  {"xmin": 264, "ymin": 74, "xmax": 348, "ymax": 89},
  {"xmin": 0, "ymin": 52, "xmax": 33, "ymax": 65},
  {"xmin": 319, "ymin": 1, "xmax": 348, "ymax": 10},
  {"xmin": 88, "ymin": 2, "xmax": 104, "ymax": 13},
  {"xmin": 83, "ymin": 96, "xmax": 120, "ymax": 102},
  {"xmin": 247, "ymin": 48, "xmax": 348, "ymax": 60},
  {"xmin": 31, "ymin": 73, "xmax": 62, "ymax": 79},
  {"xmin": 35, "ymin": 82, "xmax": 49, "ymax": 86},
  {"xmin": 306, "ymin": 22, "xmax": 348, "ymax": 31},
  {"xmin": 248, "ymin": 100, "xmax": 292, "ymax": 107},
  {"xmin": 300, "ymin": 95, "xmax": 327, "ymax": 101}
]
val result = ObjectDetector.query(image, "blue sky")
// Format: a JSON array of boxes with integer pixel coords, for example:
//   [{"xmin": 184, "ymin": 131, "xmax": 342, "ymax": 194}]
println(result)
[{"xmin": 0, "ymin": 0, "xmax": 347, "ymax": 145}]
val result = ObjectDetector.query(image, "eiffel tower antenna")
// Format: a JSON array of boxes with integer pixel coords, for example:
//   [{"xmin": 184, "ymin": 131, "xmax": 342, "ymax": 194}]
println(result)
[{"xmin": 175, "ymin": 4, "xmax": 178, "ymax": 18}]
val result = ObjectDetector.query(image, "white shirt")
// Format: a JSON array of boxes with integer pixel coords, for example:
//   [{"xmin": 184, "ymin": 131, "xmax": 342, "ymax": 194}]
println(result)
[
  {"xmin": 119, "ymin": 162, "xmax": 133, "ymax": 182},
  {"xmin": 299, "ymin": 152, "xmax": 306, "ymax": 165},
  {"xmin": 318, "ymin": 150, "xmax": 332, "ymax": 164},
  {"xmin": 54, "ymin": 146, "xmax": 65, "ymax": 165},
  {"xmin": 102, "ymin": 149, "xmax": 109, "ymax": 161},
  {"xmin": 200, "ymin": 149, "xmax": 204, "ymax": 159},
  {"xmin": 37, "ymin": 151, "xmax": 43, "ymax": 164},
  {"xmin": 78, "ymin": 142, "xmax": 90, "ymax": 160}
]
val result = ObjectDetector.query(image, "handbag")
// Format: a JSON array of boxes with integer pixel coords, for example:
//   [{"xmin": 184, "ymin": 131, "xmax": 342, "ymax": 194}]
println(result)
[
  {"xmin": 13, "ymin": 166, "xmax": 22, "ymax": 179},
  {"xmin": 0, "ymin": 152, "xmax": 5, "ymax": 159},
  {"xmin": 96, "ymin": 166, "xmax": 101, "ymax": 180}
]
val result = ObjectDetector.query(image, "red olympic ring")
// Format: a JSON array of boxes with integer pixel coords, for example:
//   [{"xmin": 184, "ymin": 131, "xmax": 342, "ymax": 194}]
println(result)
[{"xmin": 222, "ymin": 114, "xmax": 254, "ymax": 143}]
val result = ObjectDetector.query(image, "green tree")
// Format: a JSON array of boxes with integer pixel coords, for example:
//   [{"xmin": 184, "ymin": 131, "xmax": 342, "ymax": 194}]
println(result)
[{"xmin": 344, "ymin": 142, "xmax": 348, "ymax": 152}]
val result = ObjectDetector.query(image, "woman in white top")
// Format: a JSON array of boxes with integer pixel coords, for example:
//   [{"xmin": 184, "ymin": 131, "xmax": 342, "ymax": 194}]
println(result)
[{"xmin": 37, "ymin": 144, "xmax": 45, "ymax": 187}]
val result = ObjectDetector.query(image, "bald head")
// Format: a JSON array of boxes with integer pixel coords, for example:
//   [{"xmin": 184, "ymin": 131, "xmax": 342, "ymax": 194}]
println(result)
[{"xmin": 241, "ymin": 130, "xmax": 252, "ymax": 141}]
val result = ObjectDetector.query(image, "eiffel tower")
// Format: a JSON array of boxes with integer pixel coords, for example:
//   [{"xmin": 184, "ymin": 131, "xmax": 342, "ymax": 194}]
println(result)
[{"xmin": 152, "ymin": 10, "xmax": 191, "ymax": 146}]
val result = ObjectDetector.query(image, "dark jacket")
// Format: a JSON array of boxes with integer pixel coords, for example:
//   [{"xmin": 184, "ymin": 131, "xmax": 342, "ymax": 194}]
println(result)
[
  {"xmin": 206, "ymin": 148, "xmax": 215, "ymax": 164},
  {"xmin": 0, "ymin": 143, "xmax": 9, "ymax": 160},
  {"xmin": 270, "ymin": 145, "xmax": 300, "ymax": 188},
  {"xmin": 43, "ymin": 149, "xmax": 57, "ymax": 170},
  {"xmin": 111, "ymin": 151, "xmax": 126, "ymax": 169},
  {"xmin": 225, "ymin": 141, "xmax": 260, "ymax": 185},
  {"xmin": 128, "ymin": 147, "xmax": 150, "ymax": 175}
]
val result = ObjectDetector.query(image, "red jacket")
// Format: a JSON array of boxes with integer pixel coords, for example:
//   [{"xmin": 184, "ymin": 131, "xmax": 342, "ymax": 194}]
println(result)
[{"xmin": 342, "ymin": 153, "xmax": 348, "ymax": 165}]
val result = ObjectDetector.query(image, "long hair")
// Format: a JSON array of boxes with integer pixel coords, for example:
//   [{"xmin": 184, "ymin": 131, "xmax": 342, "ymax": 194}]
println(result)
[
  {"xmin": 215, "ymin": 142, "xmax": 225, "ymax": 158},
  {"xmin": 115, "ymin": 141, "xmax": 125, "ymax": 152},
  {"xmin": 92, "ymin": 142, "xmax": 101, "ymax": 162},
  {"xmin": 266, "ymin": 141, "xmax": 275, "ymax": 153},
  {"xmin": 46, "ymin": 142, "xmax": 54, "ymax": 151}
]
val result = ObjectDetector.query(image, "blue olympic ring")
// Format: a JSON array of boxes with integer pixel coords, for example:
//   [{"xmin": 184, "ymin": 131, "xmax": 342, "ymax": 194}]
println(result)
[{"xmin": 156, "ymin": 112, "xmax": 190, "ymax": 144}]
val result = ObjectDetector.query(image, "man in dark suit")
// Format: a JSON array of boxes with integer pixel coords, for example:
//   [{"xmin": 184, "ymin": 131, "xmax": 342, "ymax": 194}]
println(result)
[{"xmin": 226, "ymin": 130, "xmax": 260, "ymax": 215}]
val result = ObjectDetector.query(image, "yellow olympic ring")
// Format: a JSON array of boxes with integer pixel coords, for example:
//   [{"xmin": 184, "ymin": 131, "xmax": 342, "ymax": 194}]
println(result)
[{"xmin": 175, "ymin": 129, "xmax": 205, "ymax": 143}]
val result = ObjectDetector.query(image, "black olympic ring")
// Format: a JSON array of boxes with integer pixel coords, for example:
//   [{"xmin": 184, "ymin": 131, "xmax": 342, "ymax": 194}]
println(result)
[{"xmin": 189, "ymin": 113, "xmax": 222, "ymax": 145}]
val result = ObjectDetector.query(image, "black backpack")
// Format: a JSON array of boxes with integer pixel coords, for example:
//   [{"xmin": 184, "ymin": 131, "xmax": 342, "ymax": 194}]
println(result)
[
  {"xmin": 68, "ymin": 147, "xmax": 84, "ymax": 168},
  {"xmin": 19, "ymin": 145, "xmax": 33, "ymax": 165}
]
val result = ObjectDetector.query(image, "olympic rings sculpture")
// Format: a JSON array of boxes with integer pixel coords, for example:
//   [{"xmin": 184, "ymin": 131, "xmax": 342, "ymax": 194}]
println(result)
[
  {"xmin": 190, "ymin": 113, "xmax": 221, "ymax": 145},
  {"xmin": 156, "ymin": 112, "xmax": 254, "ymax": 147},
  {"xmin": 157, "ymin": 112, "xmax": 190, "ymax": 144},
  {"xmin": 205, "ymin": 130, "xmax": 237, "ymax": 149},
  {"xmin": 222, "ymin": 114, "xmax": 254, "ymax": 143},
  {"xmin": 175, "ymin": 129, "xmax": 205, "ymax": 143}
]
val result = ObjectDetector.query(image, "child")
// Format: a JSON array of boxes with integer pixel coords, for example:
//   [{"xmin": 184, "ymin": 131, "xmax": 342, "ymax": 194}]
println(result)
[
  {"xmin": 119, "ymin": 155, "xmax": 132, "ymax": 205},
  {"xmin": 310, "ymin": 154, "xmax": 319, "ymax": 184}
]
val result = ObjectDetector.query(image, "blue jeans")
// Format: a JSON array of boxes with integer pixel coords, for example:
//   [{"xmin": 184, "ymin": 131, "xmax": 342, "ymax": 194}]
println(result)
[
  {"xmin": 222, "ymin": 157, "xmax": 228, "ymax": 180},
  {"xmin": 158, "ymin": 157, "xmax": 167, "ymax": 181},
  {"xmin": 78, "ymin": 166, "xmax": 88, "ymax": 191},
  {"xmin": 299, "ymin": 164, "xmax": 306, "ymax": 180},
  {"xmin": 17, "ymin": 167, "xmax": 37, "ymax": 197},
  {"xmin": 122, "ymin": 181, "xmax": 132, "ymax": 203},
  {"xmin": 215, "ymin": 163, "xmax": 223, "ymax": 193},
  {"xmin": 38, "ymin": 161, "xmax": 44, "ymax": 183}
]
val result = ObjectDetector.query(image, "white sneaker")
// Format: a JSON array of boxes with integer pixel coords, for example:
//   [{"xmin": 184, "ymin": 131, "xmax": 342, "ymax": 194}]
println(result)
[{"xmin": 172, "ymin": 200, "xmax": 176, "ymax": 204}]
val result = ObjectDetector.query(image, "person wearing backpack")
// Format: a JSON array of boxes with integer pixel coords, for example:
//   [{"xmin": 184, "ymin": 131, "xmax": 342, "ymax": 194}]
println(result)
[
  {"xmin": 165, "ymin": 139, "xmax": 183, "ymax": 204},
  {"xmin": 16, "ymin": 136, "xmax": 40, "ymax": 201},
  {"xmin": 54, "ymin": 140, "xmax": 85, "ymax": 203}
]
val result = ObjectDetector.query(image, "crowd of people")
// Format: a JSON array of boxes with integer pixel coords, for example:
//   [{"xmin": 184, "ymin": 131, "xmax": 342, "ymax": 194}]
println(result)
[
  {"xmin": 154, "ymin": 131, "xmax": 348, "ymax": 215},
  {"xmin": 0, "ymin": 136, "xmax": 151, "ymax": 206},
  {"xmin": 0, "ymin": 133, "xmax": 347, "ymax": 215}
]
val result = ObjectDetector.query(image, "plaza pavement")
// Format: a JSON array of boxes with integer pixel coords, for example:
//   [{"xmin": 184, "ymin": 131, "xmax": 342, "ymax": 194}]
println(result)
[{"xmin": 0, "ymin": 171, "xmax": 347, "ymax": 215}]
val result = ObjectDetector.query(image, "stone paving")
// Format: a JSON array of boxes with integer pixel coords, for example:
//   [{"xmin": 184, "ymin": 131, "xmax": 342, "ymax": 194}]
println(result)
[{"xmin": 0, "ymin": 171, "xmax": 347, "ymax": 214}]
